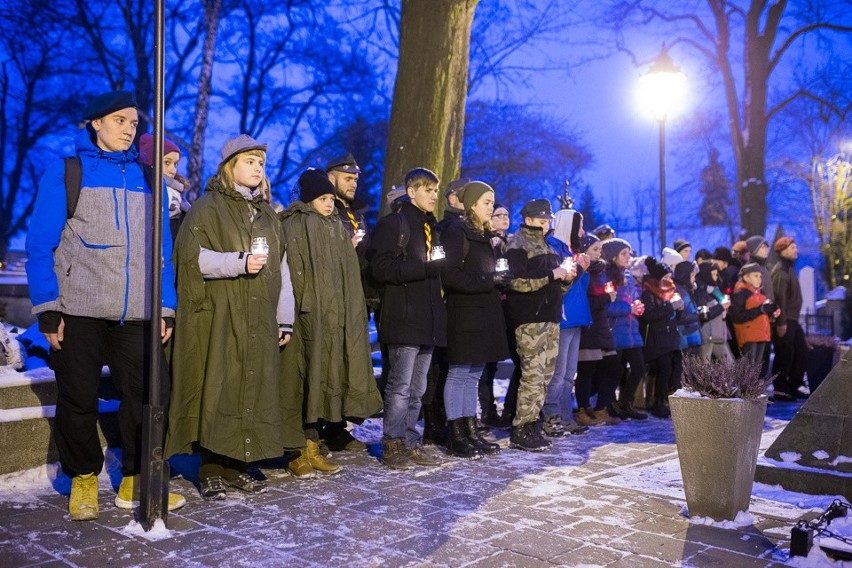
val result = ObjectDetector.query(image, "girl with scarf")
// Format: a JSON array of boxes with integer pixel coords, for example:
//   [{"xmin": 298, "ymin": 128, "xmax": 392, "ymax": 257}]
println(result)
[{"xmin": 639, "ymin": 257, "xmax": 684, "ymax": 419}]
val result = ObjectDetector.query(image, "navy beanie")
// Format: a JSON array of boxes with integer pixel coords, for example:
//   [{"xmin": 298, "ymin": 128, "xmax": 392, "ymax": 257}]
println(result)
[
  {"xmin": 579, "ymin": 233, "xmax": 599, "ymax": 253},
  {"xmin": 298, "ymin": 168, "xmax": 335, "ymax": 203},
  {"xmin": 83, "ymin": 91, "xmax": 138, "ymax": 121}
]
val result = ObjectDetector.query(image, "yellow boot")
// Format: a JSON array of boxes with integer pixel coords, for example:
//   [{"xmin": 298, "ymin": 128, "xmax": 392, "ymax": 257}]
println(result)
[
  {"xmin": 115, "ymin": 474, "xmax": 187, "ymax": 511},
  {"xmin": 305, "ymin": 439, "xmax": 342, "ymax": 475},
  {"xmin": 69, "ymin": 473, "xmax": 99, "ymax": 521}
]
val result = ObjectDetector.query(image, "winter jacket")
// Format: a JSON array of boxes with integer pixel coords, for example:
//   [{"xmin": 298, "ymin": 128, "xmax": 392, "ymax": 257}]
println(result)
[
  {"xmin": 754, "ymin": 257, "xmax": 775, "ymax": 301},
  {"xmin": 607, "ymin": 268, "xmax": 644, "ymax": 350},
  {"xmin": 26, "ymin": 130, "xmax": 176, "ymax": 321},
  {"xmin": 368, "ymin": 200, "xmax": 447, "ymax": 346},
  {"xmin": 694, "ymin": 264, "xmax": 728, "ymax": 344},
  {"xmin": 640, "ymin": 278, "xmax": 681, "ymax": 361},
  {"xmin": 441, "ymin": 220, "xmax": 510, "ymax": 364},
  {"xmin": 165, "ymin": 175, "xmax": 299, "ymax": 461},
  {"xmin": 674, "ymin": 283, "xmax": 703, "ymax": 349},
  {"xmin": 729, "ymin": 281, "xmax": 771, "ymax": 347},
  {"xmin": 280, "ymin": 201, "xmax": 382, "ymax": 425},
  {"xmin": 504, "ymin": 225, "xmax": 570, "ymax": 328},
  {"xmin": 771, "ymin": 257, "xmax": 803, "ymax": 323},
  {"xmin": 549, "ymin": 220, "xmax": 591, "ymax": 329},
  {"xmin": 579, "ymin": 260, "xmax": 615, "ymax": 351}
]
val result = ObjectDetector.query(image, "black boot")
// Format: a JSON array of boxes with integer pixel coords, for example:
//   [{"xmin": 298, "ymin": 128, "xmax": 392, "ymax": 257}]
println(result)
[
  {"xmin": 422, "ymin": 404, "xmax": 448, "ymax": 446},
  {"xmin": 446, "ymin": 419, "xmax": 482, "ymax": 460},
  {"xmin": 463, "ymin": 416, "xmax": 500, "ymax": 456},
  {"xmin": 509, "ymin": 422, "xmax": 550, "ymax": 452}
]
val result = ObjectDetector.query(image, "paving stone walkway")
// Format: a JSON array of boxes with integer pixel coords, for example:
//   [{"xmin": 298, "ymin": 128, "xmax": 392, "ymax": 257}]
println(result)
[{"xmin": 0, "ymin": 402, "xmax": 815, "ymax": 568}]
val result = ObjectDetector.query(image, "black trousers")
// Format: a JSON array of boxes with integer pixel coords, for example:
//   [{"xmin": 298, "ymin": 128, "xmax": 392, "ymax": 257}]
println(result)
[
  {"xmin": 647, "ymin": 350, "xmax": 683, "ymax": 406},
  {"xmin": 576, "ymin": 354, "xmax": 621, "ymax": 410},
  {"xmin": 772, "ymin": 319, "xmax": 807, "ymax": 394},
  {"xmin": 50, "ymin": 315, "xmax": 169, "ymax": 478},
  {"xmin": 617, "ymin": 348, "xmax": 646, "ymax": 405}
]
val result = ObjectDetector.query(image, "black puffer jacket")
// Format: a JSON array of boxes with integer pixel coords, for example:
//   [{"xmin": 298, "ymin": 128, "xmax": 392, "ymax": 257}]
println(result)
[
  {"xmin": 579, "ymin": 259, "xmax": 615, "ymax": 351},
  {"xmin": 640, "ymin": 278, "xmax": 681, "ymax": 361},
  {"xmin": 441, "ymin": 220, "xmax": 510, "ymax": 364},
  {"xmin": 368, "ymin": 201, "xmax": 447, "ymax": 347}
]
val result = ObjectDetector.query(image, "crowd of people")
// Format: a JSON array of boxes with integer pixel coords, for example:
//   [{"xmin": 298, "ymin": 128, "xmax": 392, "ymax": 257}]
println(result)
[{"xmin": 25, "ymin": 91, "xmax": 807, "ymax": 522}]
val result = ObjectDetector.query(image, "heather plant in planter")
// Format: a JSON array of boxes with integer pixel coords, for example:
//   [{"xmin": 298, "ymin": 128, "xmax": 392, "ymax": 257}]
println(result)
[
  {"xmin": 670, "ymin": 355, "xmax": 771, "ymax": 521},
  {"xmin": 680, "ymin": 355, "xmax": 773, "ymax": 400}
]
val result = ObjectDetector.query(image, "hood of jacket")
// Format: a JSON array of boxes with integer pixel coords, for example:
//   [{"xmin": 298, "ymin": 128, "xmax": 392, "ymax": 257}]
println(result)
[{"xmin": 551, "ymin": 209, "xmax": 581, "ymax": 251}]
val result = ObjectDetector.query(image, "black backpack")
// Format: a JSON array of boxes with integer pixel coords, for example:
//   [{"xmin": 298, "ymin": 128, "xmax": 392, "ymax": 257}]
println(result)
[
  {"xmin": 363, "ymin": 211, "xmax": 411, "ymax": 309},
  {"xmin": 63, "ymin": 156, "xmax": 157, "ymax": 219}
]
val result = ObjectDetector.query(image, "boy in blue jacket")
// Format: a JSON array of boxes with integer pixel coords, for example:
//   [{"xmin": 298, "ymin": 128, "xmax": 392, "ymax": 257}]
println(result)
[
  {"xmin": 541, "ymin": 209, "xmax": 591, "ymax": 436},
  {"xmin": 26, "ymin": 91, "xmax": 182, "ymax": 521}
]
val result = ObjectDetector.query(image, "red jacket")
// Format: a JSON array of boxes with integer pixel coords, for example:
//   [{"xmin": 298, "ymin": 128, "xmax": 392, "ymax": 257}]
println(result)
[{"xmin": 729, "ymin": 281, "xmax": 770, "ymax": 347}]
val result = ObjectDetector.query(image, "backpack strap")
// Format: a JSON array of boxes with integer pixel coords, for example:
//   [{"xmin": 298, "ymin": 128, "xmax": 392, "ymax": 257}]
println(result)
[
  {"xmin": 63, "ymin": 158, "xmax": 156, "ymax": 220},
  {"xmin": 63, "ymin": 156, "xmax": 82, "ymax": 219},
  {"xmin": 396, "ymin": 212, "xmax": 410, "ymax": 255},
  {"xmin": 140, "ymin": 163, "xmax": 157, "ymax": 194}
]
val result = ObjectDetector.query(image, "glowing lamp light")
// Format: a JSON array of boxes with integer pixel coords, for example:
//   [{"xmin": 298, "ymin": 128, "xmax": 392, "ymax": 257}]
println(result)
[
  {"xmin": 638, "ymin": 47, "xmax": 687, "ymax": 122},
  {"xmin": 638, "ymin": 46, "xmax": 687, "ymax": 255}
]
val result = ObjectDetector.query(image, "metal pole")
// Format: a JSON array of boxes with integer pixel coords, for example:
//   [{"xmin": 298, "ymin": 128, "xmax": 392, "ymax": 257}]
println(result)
[
  {"xmin": 658, "ymin": 118, "xmax": 666, "ymax": 256},
  {"xmin": 140, "ymin": 0, "xmax": 169, "ymax": 531}
]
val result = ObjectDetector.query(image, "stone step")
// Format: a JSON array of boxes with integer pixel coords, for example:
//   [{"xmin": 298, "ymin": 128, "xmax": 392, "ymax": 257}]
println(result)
[
  {"xmin": 0, "ymin": 400, "xmax": 121, "ymax": 475},
  {"xmin": 0, "ymin": 367, "xmax": 117, "ymax": 410}
]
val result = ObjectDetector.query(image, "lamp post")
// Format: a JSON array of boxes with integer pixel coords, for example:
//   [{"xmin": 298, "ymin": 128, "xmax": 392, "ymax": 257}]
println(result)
[{"xmin": 639, "ymin": 46, "xmax": 686, "ymax": 255}]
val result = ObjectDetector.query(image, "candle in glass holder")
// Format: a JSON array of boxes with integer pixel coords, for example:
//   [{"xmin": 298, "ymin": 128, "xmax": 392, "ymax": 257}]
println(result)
[
  {"xmin": 495, "ymin": 258, "xmax": 509, "ymax": 272},
  {"xmin": 250, "ymin": 236, "xmax": 269, "ymax": 264},
  {"xmin": 604, "ymin": 281, "xmax": 615, "ymax": 294},
  {"xmin": 560, "ymin": 257, "xmax": 575, "ymax": 272},
  {"xmin": 430, "ymin": 245, "xmax": 445, "ymax": 261}
]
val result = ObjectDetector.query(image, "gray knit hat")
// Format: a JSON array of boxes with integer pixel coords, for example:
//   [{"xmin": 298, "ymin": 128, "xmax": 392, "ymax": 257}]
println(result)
[
  {"xmin": 745, "ymin": 235, "xmax": 767, "ymax": 257},
  {"xmin": 601, "ymin": 238, "xmax": 631, "ymax": 263}
]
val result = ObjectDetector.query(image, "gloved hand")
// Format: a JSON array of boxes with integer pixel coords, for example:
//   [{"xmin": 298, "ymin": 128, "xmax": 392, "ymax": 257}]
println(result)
[
  {"xmin": 761, "ymin": 300, "xmax": 777, "ymax": 316},
  {"xmin": 425, "ymin": 258, "xmax": 445, "ymax": 278}
]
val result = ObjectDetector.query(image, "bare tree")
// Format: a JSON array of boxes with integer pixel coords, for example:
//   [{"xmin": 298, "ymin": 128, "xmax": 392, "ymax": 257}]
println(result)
[
  {"xmin": 607, "ymin": 0, "xmax": 852, "ymax": 237},
  {"xmin": 187, "ymin": 0, "xmax": 223, "ymax": 201},
  {"xmin": 461, "ymin": 101, "xmax": 593, "ymax": 215},
  {"xmin": 0, "ymin": 0, "xmax": 82, "ymax": 260}
]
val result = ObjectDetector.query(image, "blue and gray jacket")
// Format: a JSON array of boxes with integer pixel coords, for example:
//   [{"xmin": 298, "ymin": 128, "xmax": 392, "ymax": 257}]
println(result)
[
  {"xmin": 607, "ymin": 269, "xmax": 644, "ymax": 349},
  {"xmin": 26, "ymin": 130, "xmax": 177, "ymax": 321}
]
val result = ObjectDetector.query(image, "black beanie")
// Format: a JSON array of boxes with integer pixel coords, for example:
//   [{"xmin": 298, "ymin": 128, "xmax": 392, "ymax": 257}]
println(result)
[
  {"xmin": 579, "ymin": 233, "xmax": 599, "ymax": 253},
  {"xmin": 712, "ymin": 246, "xmax": 734, "ymax": 265},
  {"xmin": 83, "ymin": 91, "xmax": 138, "ymax": 121},
  {"xmin": 673, "ymin": 261, "xmax": 695, "ymax": 285},
  {"xmin": 298, "ymin": 168, "xmax": 335, "ymax": 203},
  {"xmin": 644, "ymin": 256, "xmax": 671, "ymax": 280}
]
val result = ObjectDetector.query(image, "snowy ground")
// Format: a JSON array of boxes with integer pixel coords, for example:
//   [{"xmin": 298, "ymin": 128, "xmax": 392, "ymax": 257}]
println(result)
[{"xmin": 0, "ymin": 385, "xmax": 850, "ymax": 567}]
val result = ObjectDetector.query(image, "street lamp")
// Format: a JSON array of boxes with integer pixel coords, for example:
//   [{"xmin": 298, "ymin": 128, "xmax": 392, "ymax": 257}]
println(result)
[{"xmin": 639, "ymin": 46, "xmax": 687, "ymax": 255}]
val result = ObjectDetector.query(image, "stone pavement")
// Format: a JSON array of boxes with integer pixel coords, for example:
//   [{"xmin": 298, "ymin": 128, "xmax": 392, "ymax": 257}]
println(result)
[{"xmin": 0, "ymin": 406, "xmax": 811, "ymax": 567}]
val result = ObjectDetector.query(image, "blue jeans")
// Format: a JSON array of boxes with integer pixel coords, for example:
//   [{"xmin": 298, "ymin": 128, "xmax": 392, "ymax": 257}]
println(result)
[
  {"xmin": 542, "ymin": 327, "xmax": 581, "ymax": 419},
  {"xmin": 444, "ymin": 363, "xmax": 485, "ymax": 420},
  {"xmin": 383, "ymin": 344, "xmax": 434, "ymax": 446}
]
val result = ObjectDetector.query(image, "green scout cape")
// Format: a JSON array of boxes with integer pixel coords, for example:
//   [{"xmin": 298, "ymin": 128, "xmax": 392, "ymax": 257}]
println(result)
[
  {"xmin": 279, "ymin": 201, "xmax": 382, "ymax": 428},
  {"xmin": 165, "ymin": 177, "xmax": 304, "ymax": 462}
]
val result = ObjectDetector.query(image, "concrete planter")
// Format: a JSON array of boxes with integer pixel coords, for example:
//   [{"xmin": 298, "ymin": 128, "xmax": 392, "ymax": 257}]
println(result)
[{"xmin": 669, "ymin": 394, "xmax": 767, "ymax": 521}]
